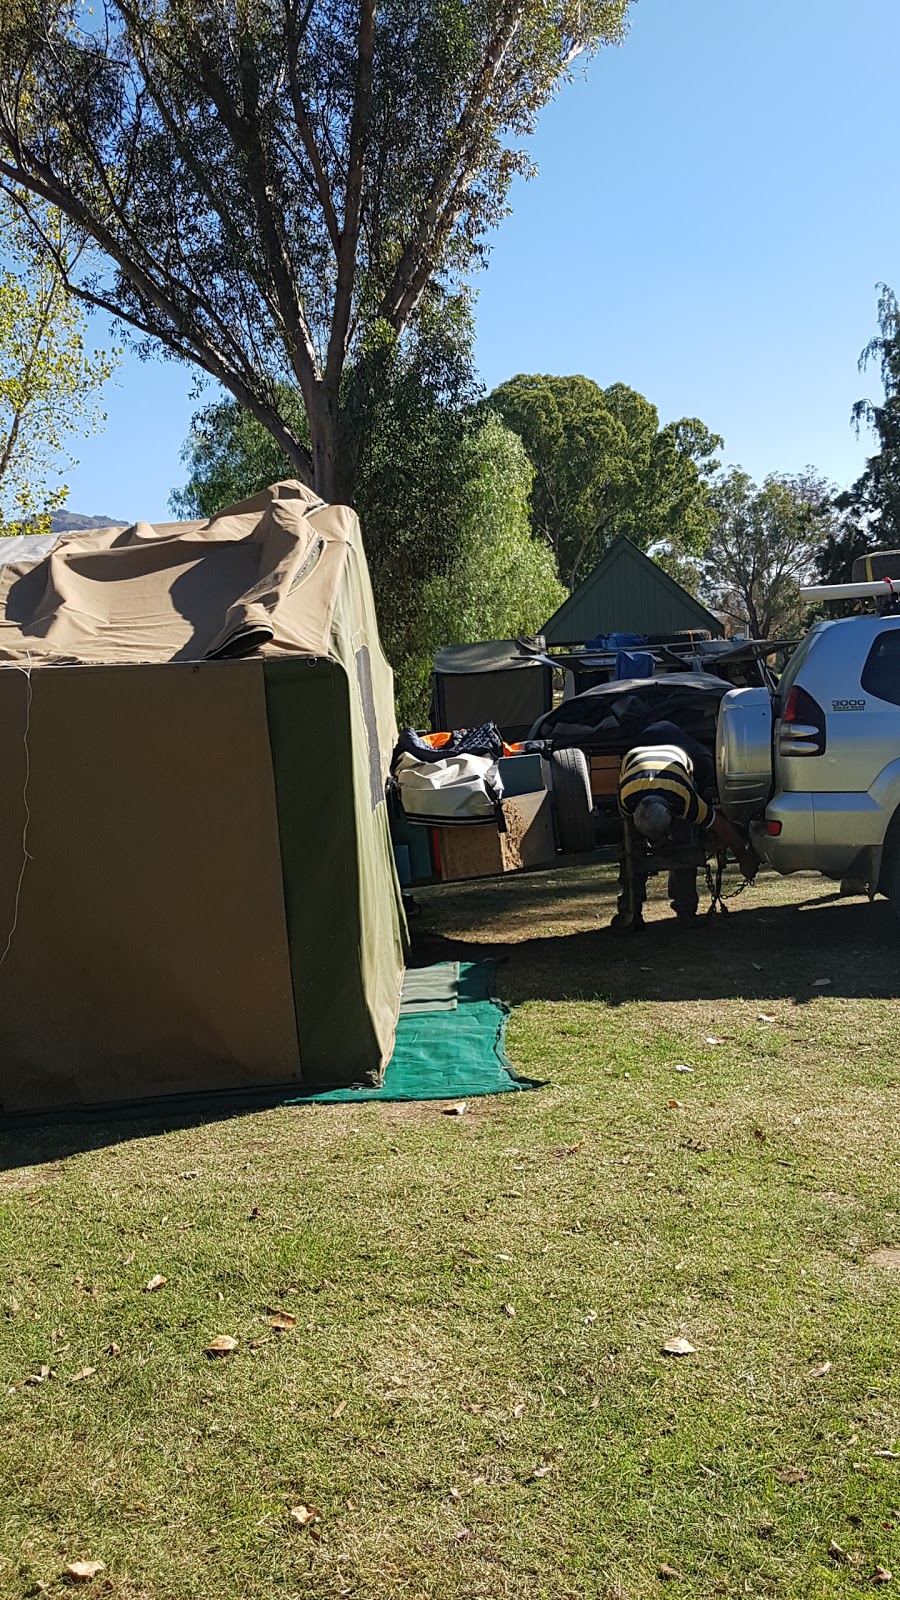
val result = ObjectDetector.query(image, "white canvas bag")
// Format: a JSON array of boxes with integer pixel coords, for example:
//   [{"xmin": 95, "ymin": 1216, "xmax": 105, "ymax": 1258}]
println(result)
[{"xmin": 395, "ymin": 752, "xmax": 504, "ymax": 824}]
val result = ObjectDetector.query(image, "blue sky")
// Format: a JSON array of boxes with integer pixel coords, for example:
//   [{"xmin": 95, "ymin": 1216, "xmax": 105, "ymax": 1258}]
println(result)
[{"xmin": 61, "ymin": 0, "xmax": 900, "ymax": 523}]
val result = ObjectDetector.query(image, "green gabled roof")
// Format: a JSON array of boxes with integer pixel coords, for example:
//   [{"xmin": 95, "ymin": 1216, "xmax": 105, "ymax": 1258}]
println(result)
[{"xmin": 542, "ymin": 535, "xmax": 722, "ymax": 644}]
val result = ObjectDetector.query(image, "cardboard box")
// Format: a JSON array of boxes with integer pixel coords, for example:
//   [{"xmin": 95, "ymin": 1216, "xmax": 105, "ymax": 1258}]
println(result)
[
  {"xmin": 590, "ymin": 753, "xmax": 621, "ymax": 797},
  {"xmin": 437, "ymin": 791, "xmax": 555, "ymax": 882}
]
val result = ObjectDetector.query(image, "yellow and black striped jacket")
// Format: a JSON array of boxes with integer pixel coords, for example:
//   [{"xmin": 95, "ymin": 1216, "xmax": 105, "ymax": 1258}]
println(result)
[{"xmin": 618, "ymin": 743, "xmax": 712, "ymax": 829}]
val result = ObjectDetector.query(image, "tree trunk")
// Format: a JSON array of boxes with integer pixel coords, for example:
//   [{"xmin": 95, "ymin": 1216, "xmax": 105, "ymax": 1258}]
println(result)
[{"xmin": 307, "ymin": 378, "xmax": 357, "ymax": 504}]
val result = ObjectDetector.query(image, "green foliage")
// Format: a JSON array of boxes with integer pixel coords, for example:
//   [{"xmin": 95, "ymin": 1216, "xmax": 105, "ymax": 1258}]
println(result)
[
  {"xmin": 395, "ymin": 414, "xmax": 565, "ymax": 720},
  {"xmin": 0, "ymin": 208, "xmax": 116, "ymax": 535},
  {"xmin": 171, "ymin": 399, "xmax": 298, "ymax": 524},
  {"xmin": 818, "ymin": 284, "xmax": 900, "ymax": 585},
  {"xmin": 699, "ymin": 468, "xmax": 836, "ymax": 639},
  {"xmin": 0, "ymin": 0, "xmax": 634, "ymax": 497},
  {"xmin": 487, "ymin": 373, "xmax": 722, "ymax": 590}
]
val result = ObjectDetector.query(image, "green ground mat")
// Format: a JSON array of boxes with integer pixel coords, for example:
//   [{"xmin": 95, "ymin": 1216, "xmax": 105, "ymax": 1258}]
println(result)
[
  {"xmin": 0, "ymin": 963, "xmax": 542, "ymax": 1128},
  {"xmin": 286, "ymin": 961, "xmax": 542, "ymax": 1103}
]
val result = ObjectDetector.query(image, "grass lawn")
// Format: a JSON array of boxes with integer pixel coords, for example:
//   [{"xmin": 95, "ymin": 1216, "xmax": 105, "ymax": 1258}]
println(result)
[{"xmin": 1, "ymin": 866, "xmax": 899, "ymax": 1600}]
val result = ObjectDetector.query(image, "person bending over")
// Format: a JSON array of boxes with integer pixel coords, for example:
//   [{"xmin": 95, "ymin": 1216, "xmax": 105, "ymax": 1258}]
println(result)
[{"xmin": 612, "ymin": 735, "xmax": 757, "ymax": 931}]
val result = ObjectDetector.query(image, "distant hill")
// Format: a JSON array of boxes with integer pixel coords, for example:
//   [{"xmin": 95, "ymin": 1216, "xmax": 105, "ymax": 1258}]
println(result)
[{"xmin": 50, "ymin": 511, "xmax": 128, "ymax": 532}]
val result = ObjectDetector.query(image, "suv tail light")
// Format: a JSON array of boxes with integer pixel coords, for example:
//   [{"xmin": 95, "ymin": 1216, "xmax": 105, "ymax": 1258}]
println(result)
[{"xmin": 778, "ymin": 685, "xmax": 826, "ymax": 756}]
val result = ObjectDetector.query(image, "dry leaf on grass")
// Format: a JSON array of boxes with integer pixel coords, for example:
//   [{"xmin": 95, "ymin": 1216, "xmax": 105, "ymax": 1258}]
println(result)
[
  {"xmin": 442, "ymin": 1101, "xmax": 468, "ymax": 1116},
  {"xmin": 808, "ymin": 1360, "xmax": 832, "ymax": 1379},
  {"xmin": 180, "ymin": 1170, "xmax": 200, "ymax": 1180},
  {"xmin": 661, "ymin": 1336, "xmax": 696, "ymax": 1356},
  {"xmin": 144, "ymin": 1274, "xmax": 167, "ymax": 1292},
  {"xmin": 704, "ymin": 1036, "xmax": 724, "ymax": 1046},
  {"xmin": 658, "ymin": 1564, "xmax": 682, "ymax": 1580},
  {"xmin": 501, "ymin": 1302, "xmax": 516, "ymax": 1319},
  {"xmin": 205, "ymin": 1335, "xmax": 238, "ymax": 1357},
  {"xmin": 70, "ymin": 1367, "xmax": 96, "ymax": 1383},
  {"xmin": 530, "ymin": 1465, "xmax": 553, "ymax": 1480},
  {"xmin": 673, "ymin": 1064, "xmax": 694, "ymax": 1074},
  {"xmin": 583, "ymin": 1310, "xmax": 598, "ymax": 1326},
  {"xmin": 268, "ymin": 1311, "xmax": 297, "ymax": 1331},
  {"xmin": 757, "ymin": 1013, "xmax": 776, "ymax": 1024},
  {"xmin": 290, "ymin": 1504, "xmax": 322, "ymax": 1538},
  {"xmin": 65, "ymin": 1560, "xmax": 105, "ymax": 1581},
  {"xmin": 874, "ymin": 1449, "xmax": 900, "ymax": 1460},
  {"xmin": 24, "ymin": 1365, "xmax": 53, "ymax": 1386},
  {"xmin": 668, "ymin": 1099, "xmax": 685, "ymax": 1109},
  {"xmin": 812, "ymin": 977, "xmax": 832, "ymax": 987},
  {"xmin": 107, "ymin": 1342, "xmax": 121, "ymax": 1357},
  {"xmin": 778, "ymin": 1466, "xmax": 808, "ymax": 1484},
  {"xmin": 512, "ymin": 1402, "xmax": 525, "ymax": 1418},
  {"xmin": 6, "ymin": 1296, "xmax": 19, "ymax": 1317},
  {"xmin": 331, "ymin": 1400, "xmax": 347, "ymax": 1421},
  {"xmin": 872, "ymin": 1566, "xmax": 893, "ymax": 1583},
  {"xmin": 752, "ymin": 962, "xmax": 763, "ymax": 970}
]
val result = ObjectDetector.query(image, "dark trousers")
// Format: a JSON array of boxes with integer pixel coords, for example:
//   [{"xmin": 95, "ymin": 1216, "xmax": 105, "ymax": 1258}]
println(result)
[{"xmin": 614, "ymin": 818, "xmax": 700, "ymax": 925}]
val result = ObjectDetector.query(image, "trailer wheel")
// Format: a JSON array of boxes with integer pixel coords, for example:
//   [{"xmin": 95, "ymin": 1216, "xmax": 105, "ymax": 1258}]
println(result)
[{"xmin": 550, "ymin": 748, "xmax": 595, "ymax": 854}]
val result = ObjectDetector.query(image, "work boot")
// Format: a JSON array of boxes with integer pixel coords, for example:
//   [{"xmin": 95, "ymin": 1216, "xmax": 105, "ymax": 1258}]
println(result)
[{"xmin": 610, "ymin": 912, "xmax": 645, "ymax": 935}]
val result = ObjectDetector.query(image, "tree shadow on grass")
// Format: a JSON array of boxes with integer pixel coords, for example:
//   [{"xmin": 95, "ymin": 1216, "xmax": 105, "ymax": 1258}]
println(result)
[
  {"xmin": 411, "ymin": 893, "xmax": 900, "ymax": 1008},
  {"xmin": 2, "ymin": 882, "xmax": 895, "ymax": 1171}
]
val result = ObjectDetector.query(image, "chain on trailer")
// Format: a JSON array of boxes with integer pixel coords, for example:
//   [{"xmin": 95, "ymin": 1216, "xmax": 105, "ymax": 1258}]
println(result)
[{"xmin": 704, "ymin": 853, "xmax": 756, "ymax": 916}]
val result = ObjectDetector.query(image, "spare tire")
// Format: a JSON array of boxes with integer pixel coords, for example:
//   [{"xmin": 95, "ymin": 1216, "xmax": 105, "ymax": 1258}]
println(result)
[{"xmin": 550, "ymin": 748, "xmax": 595, "ymax": 854}]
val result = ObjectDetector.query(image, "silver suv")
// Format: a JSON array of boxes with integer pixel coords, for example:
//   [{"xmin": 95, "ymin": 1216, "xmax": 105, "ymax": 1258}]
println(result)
[{"xmin": 716, "ymin": 614, "xmax": 900, "ymax": 907}]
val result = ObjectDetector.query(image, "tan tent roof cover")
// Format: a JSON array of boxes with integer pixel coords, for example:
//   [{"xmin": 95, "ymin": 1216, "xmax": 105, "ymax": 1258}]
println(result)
[{"xmin": 0, "ymin": 480, "xmax": 352, "ymax": 664}]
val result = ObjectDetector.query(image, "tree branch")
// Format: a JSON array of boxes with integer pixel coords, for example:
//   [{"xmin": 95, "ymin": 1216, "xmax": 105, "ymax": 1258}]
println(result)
[
  {"xmin": 189, "ymin": 33, "xmax": 321, "ymax": 400},
  {"xmin": 378, "ymin": 0, "xmax": 526, "ymax": 328},
  {"xmin": 325, "ymin": 0, "xmax": 375, "ymax": 390},
  {"xmin": 0, "ymin": 167, "xmax": 314, "ymax": 482},
  {"xmin": 284, "ymin": 0, "xmax": 341, "ymax": 256}
]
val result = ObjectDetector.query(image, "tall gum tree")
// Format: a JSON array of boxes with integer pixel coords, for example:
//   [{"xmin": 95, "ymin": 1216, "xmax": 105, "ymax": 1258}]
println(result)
[{"xmin": 0, "ymin": 0, "xmax": 632, "ymax": 501}]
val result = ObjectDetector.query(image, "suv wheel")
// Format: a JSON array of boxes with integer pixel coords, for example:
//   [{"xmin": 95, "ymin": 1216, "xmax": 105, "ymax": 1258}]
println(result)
[{"xmin": 550, "ymin": 748, "xmax": 595, "ymax": 854}]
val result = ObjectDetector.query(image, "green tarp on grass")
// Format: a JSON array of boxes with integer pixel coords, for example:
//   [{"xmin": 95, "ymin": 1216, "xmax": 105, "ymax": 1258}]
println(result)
[{"xmin": 285, "ymin": 962, "xmax": 543, "ymax": 1103}]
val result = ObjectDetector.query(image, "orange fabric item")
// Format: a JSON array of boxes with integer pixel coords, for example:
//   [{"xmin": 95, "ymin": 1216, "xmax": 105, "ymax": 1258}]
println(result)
[{"xmin": 422, "ymin": 732, "xmax": 525, "ymax": 757}]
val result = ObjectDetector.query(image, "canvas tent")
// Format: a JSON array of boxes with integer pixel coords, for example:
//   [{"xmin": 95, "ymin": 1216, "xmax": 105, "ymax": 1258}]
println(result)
[{"xmin": 0, "ymin": 481, "xmax": 407, "ymax": 1115}]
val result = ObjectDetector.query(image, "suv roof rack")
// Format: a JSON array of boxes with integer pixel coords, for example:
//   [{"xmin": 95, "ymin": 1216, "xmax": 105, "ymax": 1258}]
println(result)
[{"xmin": 800, "ymin": 578, "xmax": 900, "ymax": 612}]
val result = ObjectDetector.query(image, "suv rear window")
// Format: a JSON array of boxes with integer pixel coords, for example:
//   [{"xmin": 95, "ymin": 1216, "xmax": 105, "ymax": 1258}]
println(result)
[{"xmin": 861, "ymin": 629, "xmax": 900, "ymax": 706}]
